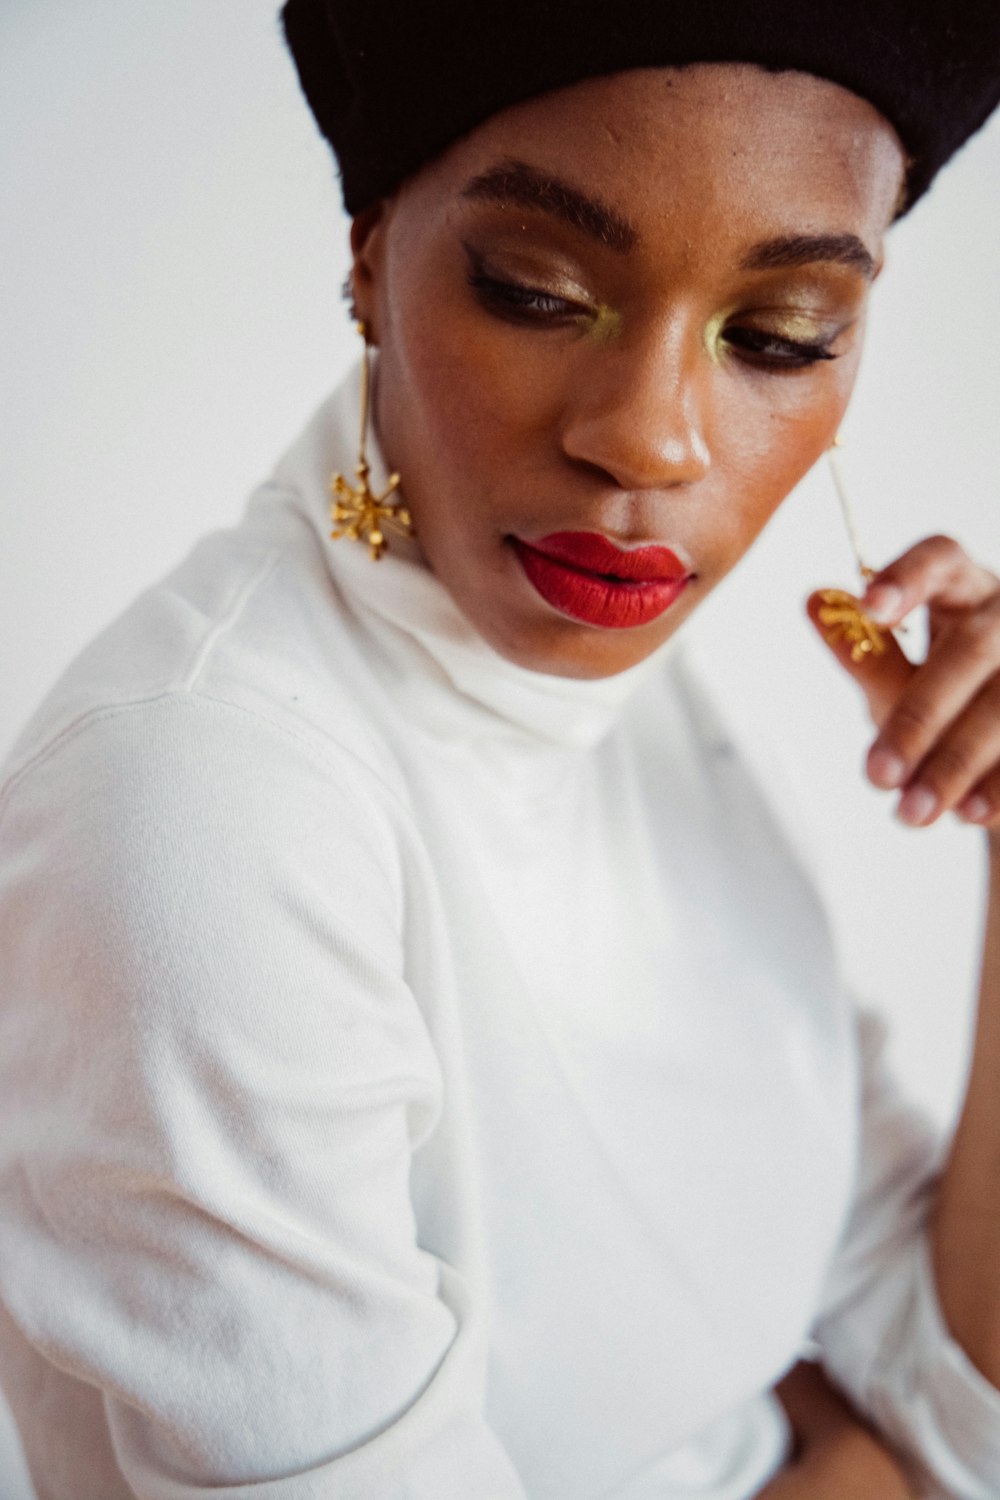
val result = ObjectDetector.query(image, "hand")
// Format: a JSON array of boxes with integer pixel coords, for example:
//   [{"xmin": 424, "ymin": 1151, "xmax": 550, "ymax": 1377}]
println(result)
[
  {"xmin": 754, "ymin": 1361, "xmax": 919, "ymax": 1499},
  {"xmin": 808, "ymin": 535, "xmax": 1000, "ymax": 837}
]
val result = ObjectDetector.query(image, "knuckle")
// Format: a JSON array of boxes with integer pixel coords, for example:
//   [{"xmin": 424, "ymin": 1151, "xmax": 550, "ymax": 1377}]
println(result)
[
  {"xmin": 923, "ymin": 741, "xmax": 976, "ymax": 788},
  {"xmin": 924, "ymin": 532, "xmax": 963, "ymax": 560},
  {"xmin": 879, "ymin": 534, "xmax": 965, "ymax": 593},
  {"xmin": 886, "ymin": 700, "xmax": 934, "ymax": 748}
]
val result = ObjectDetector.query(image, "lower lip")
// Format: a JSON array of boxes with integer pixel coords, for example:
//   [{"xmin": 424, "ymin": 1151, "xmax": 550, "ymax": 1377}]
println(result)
[{"xmin": 511, "ymin": 539, "xmax": 691, "ymax": 629}]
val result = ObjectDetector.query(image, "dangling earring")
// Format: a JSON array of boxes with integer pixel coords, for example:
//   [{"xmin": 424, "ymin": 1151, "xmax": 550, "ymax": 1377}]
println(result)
[
  {"xmin": 816, "ymin": 435, "xmax": 890, "ymax": 663},
  {"xmin": 330, "ymin": 321, "xmax": 414, "ymax": 561}
]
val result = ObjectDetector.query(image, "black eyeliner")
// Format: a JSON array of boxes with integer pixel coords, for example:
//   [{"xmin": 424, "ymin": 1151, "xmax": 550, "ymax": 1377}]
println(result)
[
  {"xmin": 461, "ymin": 240, "xmax": 582, "ymax": 324},
  {"xmin": 724, "ymin": 326, "xmax": 840, "ymax": 366}
]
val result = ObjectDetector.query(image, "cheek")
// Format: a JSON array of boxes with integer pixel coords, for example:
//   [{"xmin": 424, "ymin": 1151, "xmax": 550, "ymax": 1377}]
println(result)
[
  {"xmin": 382, "ymin": 266, "xmax": 565, "ymax": 488},
  {"xmin": 703, "ymin": 373, "xmax": 857, "ymax": 569},
  {"xmin": 737, "ymin": 359, "xmax": 859, "ymax": 504}
]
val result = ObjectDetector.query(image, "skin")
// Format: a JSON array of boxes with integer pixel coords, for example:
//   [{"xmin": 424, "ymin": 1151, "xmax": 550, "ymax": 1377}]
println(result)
[
  {"xmin": 759, "ymin": 1362, "xmax": 917, "ymax": 1498},
  {"xmin": 350, "ymin": 60, "xmax": 1000, "ymax": 1489},
  {"xmin": 351, "ymin": 64, "xmax": 904, "ymax": 680}
]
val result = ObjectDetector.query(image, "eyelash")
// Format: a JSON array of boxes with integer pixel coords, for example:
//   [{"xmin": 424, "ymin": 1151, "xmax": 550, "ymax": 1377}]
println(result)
[
  {"xmin": 468, "ymin": 270, "xmax": 580, "ymax": 323},
  {"xmin": 722, "ymin": 326, "xmax": 837, "ymax": 368},
  {"xmin": 467, "ymin": 270, "xmax": 839, "ymax": 369}
]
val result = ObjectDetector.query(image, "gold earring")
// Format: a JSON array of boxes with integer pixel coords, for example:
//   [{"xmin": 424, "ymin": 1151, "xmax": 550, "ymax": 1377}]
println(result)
[
  {"xmin": 816, "ymin": 434, "xmax": 890, "ymax": 663},
  {"xmin": 330, "ymin": 322, "xmax": 414, "ymax": 561}
]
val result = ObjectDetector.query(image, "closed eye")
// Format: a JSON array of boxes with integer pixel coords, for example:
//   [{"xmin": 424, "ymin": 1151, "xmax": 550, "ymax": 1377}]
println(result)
[
  {"xmin": 462, "ymin": 240, "xmax": 587, "ymax": 326},
  {"xmin": 723, "ymin": 326, "xmax": 839, "ymax": 369},
  {"xmin": 467, "ymin": 269, "xmax": 584, "ymax": 325}
]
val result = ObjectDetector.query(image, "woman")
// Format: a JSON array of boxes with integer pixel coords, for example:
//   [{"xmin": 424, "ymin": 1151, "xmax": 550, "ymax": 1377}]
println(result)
[{"xmin": 1, "ymin": 2, "xmax": 999, "ymax": 1496}]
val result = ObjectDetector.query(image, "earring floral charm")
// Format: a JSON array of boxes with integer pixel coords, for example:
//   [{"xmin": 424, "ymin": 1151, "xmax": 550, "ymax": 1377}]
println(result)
[
  {"xmin": 817, "ymin": 434, "xmax": 890, "ymax": 664},
  {"xmin": 816, "ymin": 589, "xmax": 889, "ymax": 663},
  {"xmin": 330, "ymin": 322, "xmax": 414, "ymax": 561}
]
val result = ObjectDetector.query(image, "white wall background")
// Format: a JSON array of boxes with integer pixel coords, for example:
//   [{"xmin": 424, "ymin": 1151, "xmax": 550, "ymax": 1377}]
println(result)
[{"xmin": 1, "ymin": 5, "xmax": 998, "ymax": 1486}]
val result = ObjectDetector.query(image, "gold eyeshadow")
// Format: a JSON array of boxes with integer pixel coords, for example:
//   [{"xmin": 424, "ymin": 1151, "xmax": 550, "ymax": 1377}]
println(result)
[{"xmin": 589, "ymin": 303, "xmax": 623, "ymax": 341}]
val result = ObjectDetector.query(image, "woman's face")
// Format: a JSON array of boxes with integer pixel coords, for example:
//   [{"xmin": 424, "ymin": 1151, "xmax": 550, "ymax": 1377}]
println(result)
[{"xmin": 353, "ymin": 64, "xmax": 905, "ymax": 678}]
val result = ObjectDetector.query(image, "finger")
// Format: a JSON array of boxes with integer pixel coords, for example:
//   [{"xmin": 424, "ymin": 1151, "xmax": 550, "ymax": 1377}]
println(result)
[
  {"xmin": 866, "ymin": 594, "xmax": 1000, "ymax": 790},
  {"xmin": 893, "ymin": 672, "xmax": 1000, "ymax": 826},
  {"xmin": 862, "ymin": 534, "xmax": 998, "ymax": 626},
  {"xmin": 806, "ymin": 589, "xmax": 913, "ymax": 731},
  {"xmin": 956, "ymin": 766, "xmax": 1000, "ymax": 832}
]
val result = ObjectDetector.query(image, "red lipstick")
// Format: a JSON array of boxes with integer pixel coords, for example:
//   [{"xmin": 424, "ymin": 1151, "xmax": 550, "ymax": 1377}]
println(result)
[{"xmin": 511, "ymin": 531, "xmax": 693, "ymax": 629}]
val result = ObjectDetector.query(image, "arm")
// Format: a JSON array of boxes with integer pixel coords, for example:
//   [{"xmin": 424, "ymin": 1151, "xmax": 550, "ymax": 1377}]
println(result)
[
  {"xmin": 931, "ymin": 833, "xmax": 1000, "ymax": 1385},
  {"xmin": 754, "ymin": 1363, "xmax": 917, "ymax": 1500},
  {"xmin": 810, "ymin": 537, "xmax": 1000, "ymax": 1386},
  {"xmin": 0, "ymin": 698, "xmax": 528, "ymax": 1499},
  {"xmin": 801, "ymin": 539, "xmax": 1000, "ymax": 1494}
]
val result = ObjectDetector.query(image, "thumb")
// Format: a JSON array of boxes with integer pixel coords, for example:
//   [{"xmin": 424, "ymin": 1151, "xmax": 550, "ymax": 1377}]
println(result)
[{"xmin": 806, "ymin": 588, "xmax": 914, "ymax": 730}]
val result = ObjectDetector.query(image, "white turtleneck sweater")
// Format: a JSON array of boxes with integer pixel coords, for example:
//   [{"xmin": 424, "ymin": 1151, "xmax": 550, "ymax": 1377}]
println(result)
[{"xmin": 2, "ymin": 371, "xmax": 1000, "ymax": 1500}]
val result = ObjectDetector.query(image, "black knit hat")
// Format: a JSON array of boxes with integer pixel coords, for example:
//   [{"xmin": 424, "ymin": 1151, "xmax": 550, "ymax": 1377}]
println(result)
[{"xmin": 281, "ymin": 0, "xmax": 1000, "ymax": 217}]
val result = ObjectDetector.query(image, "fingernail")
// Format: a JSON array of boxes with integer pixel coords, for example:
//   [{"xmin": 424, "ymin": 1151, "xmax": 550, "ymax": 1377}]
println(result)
[
  {"xmin": 868, "ymin": 747, "xmax": 907, "ymax": 789},
  {"xmin": 864, "ymin": 583, "xmax": 904, "ymax": 624},
  {"xmin": 958, "ymin": 794, "xmax": 992, "ymax": 824},
  {"xmin": 897, "ymin": 785, "xmax": 938, "ymax": 826}
]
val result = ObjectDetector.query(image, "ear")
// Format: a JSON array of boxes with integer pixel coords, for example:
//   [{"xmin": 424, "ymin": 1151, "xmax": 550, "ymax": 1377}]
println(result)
[{"xmin": 348, "ymin": 202, "xmax": 390, "ymax": 339}]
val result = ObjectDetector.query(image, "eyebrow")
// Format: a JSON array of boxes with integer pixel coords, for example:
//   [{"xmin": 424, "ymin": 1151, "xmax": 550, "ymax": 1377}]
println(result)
[
  {"xmin": 461, "ymin": 159, "xmax": 877, "ymax": 281},
  {"xmin": 740, "ymin": 233, "xmax": 877, "ymax": 281},
  {"xmin": 461, "ymin": 158, "xmax": 638, "ymax": 254}
]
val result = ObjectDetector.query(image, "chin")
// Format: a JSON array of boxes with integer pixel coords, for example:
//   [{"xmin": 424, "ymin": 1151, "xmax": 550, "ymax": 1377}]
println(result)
[{"xmin": 478, "ymin": 611, "xmax": 682, "ymax": 679}]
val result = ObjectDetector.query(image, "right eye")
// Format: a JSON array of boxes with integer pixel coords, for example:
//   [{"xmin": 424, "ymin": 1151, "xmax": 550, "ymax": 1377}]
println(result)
[{"xmin": 467, "ymin": 269, "xmax": 584, "ymax": 326}]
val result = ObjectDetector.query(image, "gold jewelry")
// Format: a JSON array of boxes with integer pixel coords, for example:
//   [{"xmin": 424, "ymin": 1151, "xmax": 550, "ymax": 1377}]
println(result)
[
  {"xmin": 816, "ymin": 588, "xmax": 889, "ymax": 663},
  {"xmin": 817, "ymin": 435, "xmax": 889, "ymax": 663},
  {"xmin": 330, "ymin": 322, "xmax": 414, "ymax": 560},
  {"xmin": 826, "ymin": 433, "xmax": 875, "ymax": 585}
]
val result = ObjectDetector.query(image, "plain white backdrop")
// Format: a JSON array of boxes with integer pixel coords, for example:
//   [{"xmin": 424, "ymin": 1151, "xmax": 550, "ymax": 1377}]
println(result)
[{"xmin": 1, "ymin": 3, "xmax": 998, "ymax": 1491}]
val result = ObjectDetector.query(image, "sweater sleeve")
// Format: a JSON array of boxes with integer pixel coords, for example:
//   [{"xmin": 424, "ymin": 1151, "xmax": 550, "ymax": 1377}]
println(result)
[
  {"xmin": 812, "ymin": 1009, "xmax": 1000, "ymax": 1500},
  {"xmin": 0, "ymin": 693, "xmax": 527, "ymax": 1499}
]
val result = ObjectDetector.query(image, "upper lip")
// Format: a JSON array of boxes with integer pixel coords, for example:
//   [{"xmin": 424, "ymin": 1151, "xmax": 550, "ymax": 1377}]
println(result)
[{"xmin": 514, "ymin": 531, "xmax": 693, "ymax": 582}]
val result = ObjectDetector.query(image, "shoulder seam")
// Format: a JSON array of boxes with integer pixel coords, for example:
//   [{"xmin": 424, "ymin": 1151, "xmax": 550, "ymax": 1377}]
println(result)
[{"xmin": 0, "ymin": 688, "xmax": 419, "ymax": 837}]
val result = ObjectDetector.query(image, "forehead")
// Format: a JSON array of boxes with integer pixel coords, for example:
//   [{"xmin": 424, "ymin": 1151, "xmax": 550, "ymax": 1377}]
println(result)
[{"xmin": 410, "ymin": 63, "xmax": 906, "ymax": 248}]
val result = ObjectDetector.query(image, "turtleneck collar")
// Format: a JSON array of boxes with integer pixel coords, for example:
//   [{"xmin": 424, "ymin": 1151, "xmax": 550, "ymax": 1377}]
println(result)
[{"xmin": 270, "ymin": 362, "xmax": 677, "ymax": 750}]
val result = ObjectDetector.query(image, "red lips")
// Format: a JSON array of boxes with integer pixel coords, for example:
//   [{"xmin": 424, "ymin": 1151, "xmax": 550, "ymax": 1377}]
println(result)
[{"xmin": 511, "ymin": 531, "xmax": 693, "ymax": 629}]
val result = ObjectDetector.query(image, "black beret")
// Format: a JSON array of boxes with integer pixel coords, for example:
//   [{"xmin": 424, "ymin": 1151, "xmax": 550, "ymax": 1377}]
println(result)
[{"xmin": 281, "ymin": 0, "xmax": 1000, "ymax": 216}]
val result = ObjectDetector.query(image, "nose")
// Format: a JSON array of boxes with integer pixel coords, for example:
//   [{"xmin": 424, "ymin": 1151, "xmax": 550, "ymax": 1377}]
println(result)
[{"xmin": 560, "ymin": 322, "xmax": 712, "ymax": 491}]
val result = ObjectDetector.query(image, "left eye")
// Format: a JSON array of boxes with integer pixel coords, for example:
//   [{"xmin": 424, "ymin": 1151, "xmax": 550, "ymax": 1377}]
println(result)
[{"xmin": 723, "ymin": 326, "xmax": 838, "ymax": 368}]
